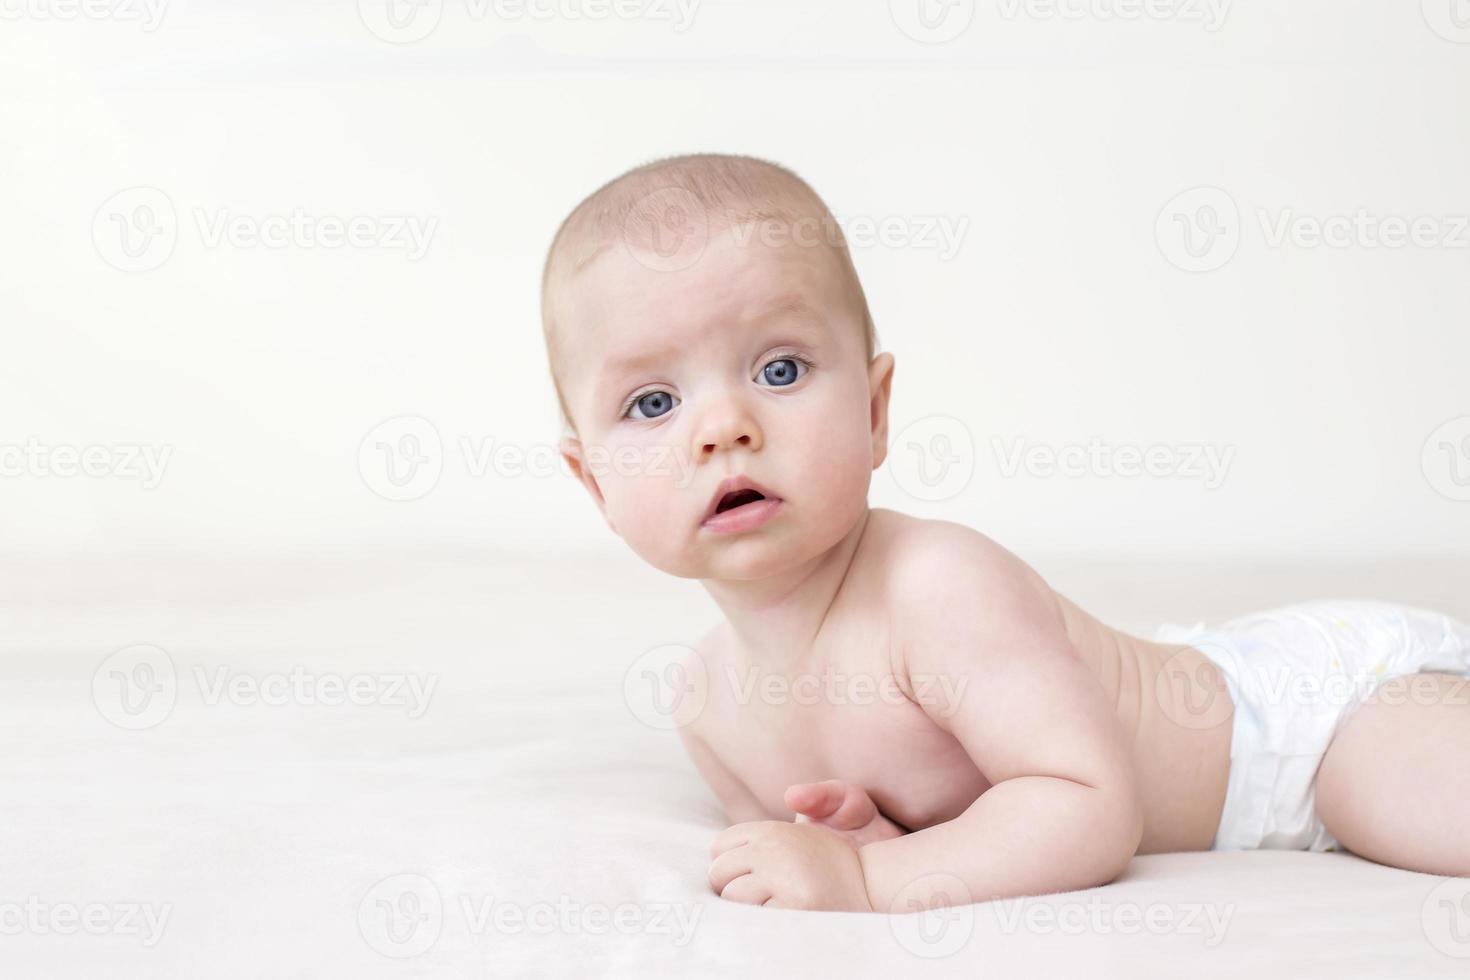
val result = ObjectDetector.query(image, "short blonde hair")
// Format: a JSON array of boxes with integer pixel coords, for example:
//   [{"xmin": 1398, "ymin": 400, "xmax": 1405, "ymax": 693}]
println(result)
[{"xmin": 540, "ymin": 152, "xmax": 879, "ymax": 436}]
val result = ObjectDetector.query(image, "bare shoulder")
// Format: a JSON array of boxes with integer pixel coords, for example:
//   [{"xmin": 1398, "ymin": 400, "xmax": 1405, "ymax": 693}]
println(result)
[
  {"xmin": 871, "ymin": 509, "xmax": 1054, "ymax": 612},
  {"xmin": 869, "ymin": 509, "xmax": 1064, "ymax": 659}
]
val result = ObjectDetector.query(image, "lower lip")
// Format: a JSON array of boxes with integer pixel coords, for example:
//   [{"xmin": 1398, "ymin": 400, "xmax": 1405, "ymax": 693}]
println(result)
[{"xmin": 701, "ymin": 498, "xmax": 783, "ymax": 534}]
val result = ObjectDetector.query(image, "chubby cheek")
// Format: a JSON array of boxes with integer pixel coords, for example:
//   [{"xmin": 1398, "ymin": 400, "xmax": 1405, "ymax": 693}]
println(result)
[
  {"xmin": 782, "ymin": 401, "xmax": 877, "ymax": 543},
  {"xmin": 596, "ymin": 457, "xmax": 700, "ymax": 576}
]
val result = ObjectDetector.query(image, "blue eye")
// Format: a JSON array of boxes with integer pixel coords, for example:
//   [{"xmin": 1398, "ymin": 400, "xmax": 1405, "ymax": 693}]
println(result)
[
  {"xmin": 627, "ymin": 390, "xmax": 677, "ymax": 420},
  {"xmin": 760, "ymin": 357, "xmax": 807, "ymax": 387}
]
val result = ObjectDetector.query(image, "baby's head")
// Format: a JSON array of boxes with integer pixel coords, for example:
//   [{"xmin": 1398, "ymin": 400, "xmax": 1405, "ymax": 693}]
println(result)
[{"xmin": 542, "ymin": 153, "xmax": 896, "ymax": 581}]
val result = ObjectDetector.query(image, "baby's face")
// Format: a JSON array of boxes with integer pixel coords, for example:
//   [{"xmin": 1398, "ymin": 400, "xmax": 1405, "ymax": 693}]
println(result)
[{"xmin": 557, "ymin": 224, "xmax": 893, "ymax": 581}]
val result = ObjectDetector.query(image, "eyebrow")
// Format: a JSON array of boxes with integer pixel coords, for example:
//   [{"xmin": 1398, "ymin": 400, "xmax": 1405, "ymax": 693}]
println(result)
[
  {"xmin": 747, "ymin": 294, "xmax": 825, "ymax": 331},
  {"xmin": 594, "ymin": 295, "xmax": 826, "ymax": 401}
]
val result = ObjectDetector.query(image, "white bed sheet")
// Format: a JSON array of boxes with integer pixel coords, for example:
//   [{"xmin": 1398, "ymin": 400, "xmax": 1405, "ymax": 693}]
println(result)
[{"xmin": 3, "ymin": 549, "xmax": 1468, "ymax": 978}]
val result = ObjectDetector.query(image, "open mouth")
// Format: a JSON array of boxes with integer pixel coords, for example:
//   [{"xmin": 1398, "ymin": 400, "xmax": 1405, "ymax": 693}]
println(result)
[
  {"xmin": 714, "ymin": 488, "xmax": 768, "ymax": 514},
  {"xmin": 702, "ymin": 476, "xmax": 782, "ymax": 532}
]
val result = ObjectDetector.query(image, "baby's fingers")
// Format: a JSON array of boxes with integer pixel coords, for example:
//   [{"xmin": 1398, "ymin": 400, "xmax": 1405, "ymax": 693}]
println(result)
[
  {"xmin": 709, "ymin": 820, "xmax": 768, "ymax": 859},
  {"xmin": 717, "ymin": 873, "xmax": 772, "ymax": 906},
  {"xmin": 783, "ymin": 779, "xmax": 848, "ymax": 820},
  {"xmin": 786, "ymin": 779, "xmax": 877, "ymax": 831},
  {"xmin": 707, "ymin": 847, "xmax": 755, "ymax": 895}
]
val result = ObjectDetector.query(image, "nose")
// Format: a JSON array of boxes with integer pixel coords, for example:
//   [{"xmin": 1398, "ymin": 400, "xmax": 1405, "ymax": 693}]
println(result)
[{"xmin": 693, "ymin": 394, "xmax": 763, "ymax": 460}]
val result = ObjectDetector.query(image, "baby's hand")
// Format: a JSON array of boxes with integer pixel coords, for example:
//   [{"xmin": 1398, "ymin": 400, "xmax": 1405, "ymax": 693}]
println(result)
[
  {"xmin": 784, "ymin": 779, "xmax": 907, "ymax": 847},
  {"xmin": 707, "ymin": 820, "xmax": 873, "ymax": 911}
]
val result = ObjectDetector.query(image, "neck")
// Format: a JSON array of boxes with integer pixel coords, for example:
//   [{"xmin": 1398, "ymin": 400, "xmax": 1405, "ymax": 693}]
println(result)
[{"xmin": 698, "ymin": 505, "xmax": 874, "ymax": 665}]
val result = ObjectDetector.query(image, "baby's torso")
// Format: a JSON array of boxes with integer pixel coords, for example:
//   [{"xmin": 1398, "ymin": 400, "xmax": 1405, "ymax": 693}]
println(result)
[
  {"xmin": 694, "ymin": 509, "xmax": 1233, "ymax": 854},
  {"xmin": 698, "ymin": 621, "xmax": 989, "ymax": 833}
]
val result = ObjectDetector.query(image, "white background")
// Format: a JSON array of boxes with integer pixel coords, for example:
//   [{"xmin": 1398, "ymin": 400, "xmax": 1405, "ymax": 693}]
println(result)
[
  {"xmin": 3, "ymin": 5, "xmax": 1470, "ymax": 976},
  {"xmin": 3, "ymin": 0, "xmax": 1468, "ymax": 562}
]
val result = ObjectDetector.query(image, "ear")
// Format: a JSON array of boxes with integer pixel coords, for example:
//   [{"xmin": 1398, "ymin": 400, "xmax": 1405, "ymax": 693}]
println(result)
[
  {"xmin": 867, "ymin": 352, "xmax": 896, "ymax": 470},
  {"xmin": 559, "ymin": 435, "xmax": 618, "ymax": 536}
]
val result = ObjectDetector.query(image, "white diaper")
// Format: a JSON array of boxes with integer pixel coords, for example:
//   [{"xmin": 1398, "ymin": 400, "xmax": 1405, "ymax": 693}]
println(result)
[{"xmin": 1152, "ymin": 599, "xmax": 1470, "ymax": 852}]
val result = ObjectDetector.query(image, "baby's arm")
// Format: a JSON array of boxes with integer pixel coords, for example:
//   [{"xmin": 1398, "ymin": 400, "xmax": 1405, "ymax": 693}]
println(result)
[
  {"xmin": 678, "ymin": 725, "xmax": 772, "ymax": 824},
  {"xmin": 859, "ymin": 531, "xmax": 1144, "ymax": 911}
]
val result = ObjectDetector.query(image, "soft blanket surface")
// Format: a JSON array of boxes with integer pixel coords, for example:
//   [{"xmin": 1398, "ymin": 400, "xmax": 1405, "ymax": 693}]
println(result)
[{"xmin": 3, "ymin": 550, "xmax": 1467, "ymax": 979}]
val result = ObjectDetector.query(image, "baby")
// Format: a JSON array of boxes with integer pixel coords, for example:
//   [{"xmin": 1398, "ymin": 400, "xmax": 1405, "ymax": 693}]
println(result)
[{"xmin": 540, "ymin": 153, "xmax": 1470, "ymax": 912}]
